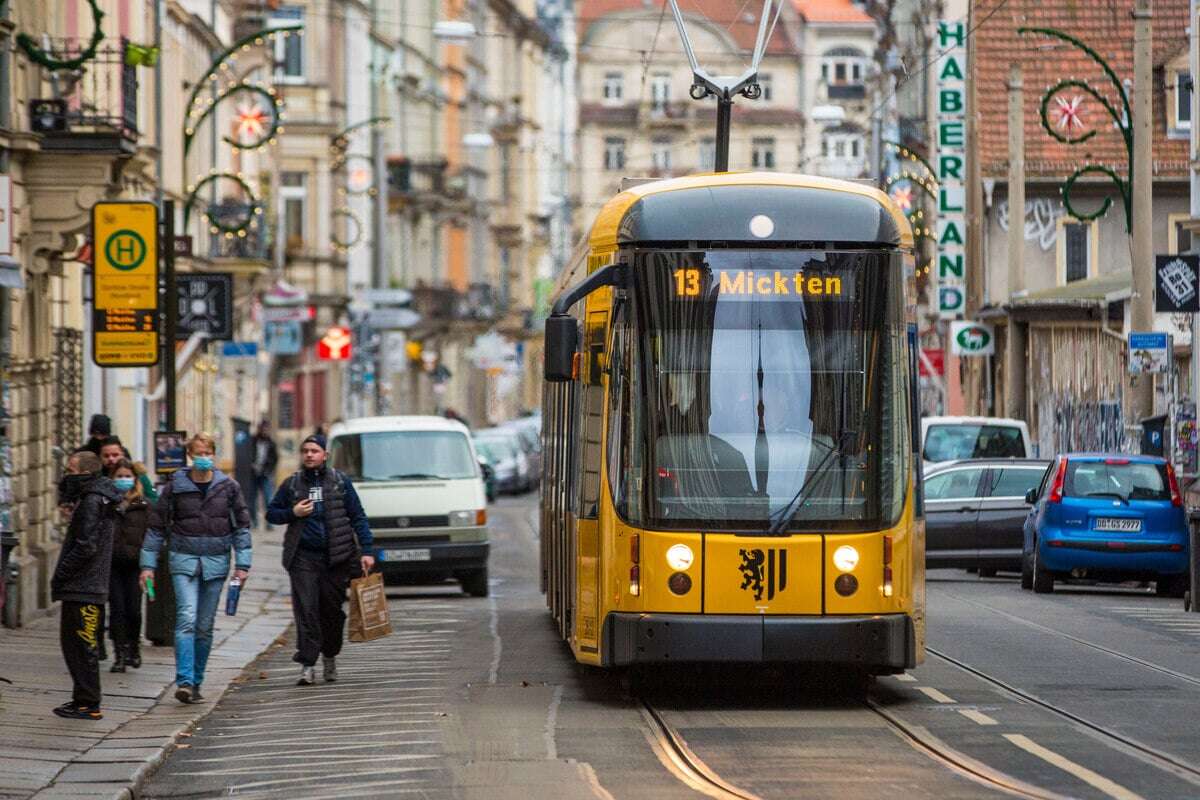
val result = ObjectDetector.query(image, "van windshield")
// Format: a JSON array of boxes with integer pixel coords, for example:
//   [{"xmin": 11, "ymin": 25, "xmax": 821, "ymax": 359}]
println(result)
[
  {"xmin": 924, "ymin": 424, "xmax": 1025, "ymax": 462},
  {"xmin": 329, "ymin": 431, "xmax": 478, "ymax": 481}
]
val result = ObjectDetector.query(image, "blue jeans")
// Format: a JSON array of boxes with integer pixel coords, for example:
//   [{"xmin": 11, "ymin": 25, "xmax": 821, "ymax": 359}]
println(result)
[
  {"xmin": 248, "ymin": 474, "xmax": 274, "ymax": 527},
  {"xmin": 171, "ymin": 572, "xmax": 225, "ymax": 687}
]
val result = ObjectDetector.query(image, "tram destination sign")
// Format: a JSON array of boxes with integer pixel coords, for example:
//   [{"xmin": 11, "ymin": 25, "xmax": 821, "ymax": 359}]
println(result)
[
  {"xmin": 670, "ymin": 268, "xmax": 853, "ymax": 300},
  {"xmin": 92, "ymin": 201, "xmax": 159, "ymax": 367}
]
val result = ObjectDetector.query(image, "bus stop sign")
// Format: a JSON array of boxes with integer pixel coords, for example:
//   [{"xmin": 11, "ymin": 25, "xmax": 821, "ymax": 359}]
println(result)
[{"xmin": 92, "ymin": 201, "xmax": 159, "ymax": 367}]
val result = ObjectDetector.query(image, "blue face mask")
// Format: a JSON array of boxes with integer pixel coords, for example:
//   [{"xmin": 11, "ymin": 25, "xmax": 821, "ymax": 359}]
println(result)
[
  {"xmin": 192, "ymin": 456, "xmax": 214, "ymax": 471},
  {"xmin": 113, "ymin": 477, "xmax": 136, "ymax": 492}
]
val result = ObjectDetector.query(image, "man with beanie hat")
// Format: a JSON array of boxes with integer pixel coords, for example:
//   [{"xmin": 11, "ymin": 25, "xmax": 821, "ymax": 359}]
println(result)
[
  {"xmin": 267, "ymin": 434, "xmax": 374, "ymax": 685},
  {"xmin": 80, "ymin": 414, "xmax": 112, "ymax": 456}
]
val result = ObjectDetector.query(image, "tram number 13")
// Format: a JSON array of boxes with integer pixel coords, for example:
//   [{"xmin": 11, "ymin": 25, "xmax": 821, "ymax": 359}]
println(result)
[{"xmin": 673, "ymin": 268, "xmax": 701, "ymax": 297}]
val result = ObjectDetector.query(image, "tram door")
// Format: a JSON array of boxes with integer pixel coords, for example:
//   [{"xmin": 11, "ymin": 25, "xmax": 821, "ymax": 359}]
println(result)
[{"xmin": 574, "ymin": 309, "xmax": 608, "ymax": 656}]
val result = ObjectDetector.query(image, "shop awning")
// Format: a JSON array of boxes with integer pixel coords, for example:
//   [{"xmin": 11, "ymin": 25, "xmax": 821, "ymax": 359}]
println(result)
[{"xmin": 1009, "ymin": 270, "xmax": 1132, "ymax": 309}]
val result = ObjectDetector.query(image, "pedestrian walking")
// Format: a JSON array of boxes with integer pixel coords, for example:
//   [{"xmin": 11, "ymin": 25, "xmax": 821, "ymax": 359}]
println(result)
[
  {"xmin": 108, "ymin": 460, "xmax": 149, "ymax": 673},
  {"xmin": 139, "ymin": 432, "xmax": 252, "ymax": 704},
  {"xmin": 50, "ymin": 450, "xmax": 121, "ymax": 719},
  {"xmin": 267, "ymin": 434, "xmax": 374, "ymax": 686},
  {"xmin": 100, "ymin": 436, "xmax": 158, "ymax": 501},
  {"xmin": 248, "ymin": 420, "xmax": 278, "ymax": 528},
  {"xmin": 79, "ymin": 414, "xmax": 112, "ymax": 456}
]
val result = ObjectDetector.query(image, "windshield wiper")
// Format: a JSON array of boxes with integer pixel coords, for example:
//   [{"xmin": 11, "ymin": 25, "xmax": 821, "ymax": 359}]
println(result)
[
  {"xmin": 1084, "ymin": 491, "xmax": 1129, "ymax": 505},
  {"xmin": 766, "ymin": 429, "xmax": 859, "ymax": 536},
  {"xmin": 386, "ymin": 473, "xmax": 448, "ymax": 480}
]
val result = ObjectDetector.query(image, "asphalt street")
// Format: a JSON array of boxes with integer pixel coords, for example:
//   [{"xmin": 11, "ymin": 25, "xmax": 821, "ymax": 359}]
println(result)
[{"xmin": 141, "ymin": 495, "xmax": 1200, "ymax": 800}]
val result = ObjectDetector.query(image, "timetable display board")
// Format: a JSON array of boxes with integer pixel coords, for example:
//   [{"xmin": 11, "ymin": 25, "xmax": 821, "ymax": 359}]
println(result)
[{"xmin": 92, "ymin": 201, "xmax": 160, "ymax": 367}]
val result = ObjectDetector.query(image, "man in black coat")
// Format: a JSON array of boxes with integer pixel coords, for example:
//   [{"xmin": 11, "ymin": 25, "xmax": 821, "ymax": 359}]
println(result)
[
  {"xmin": 51, "ymin": 450, "xmax": 121, "ymax": 719},
  {"xmin": 248, "ymin": 420, "xmax": 279, "ymax": 528},
  {"xmin": 267, "ymin": 434, "xmax": 374, "ymax": 686}
]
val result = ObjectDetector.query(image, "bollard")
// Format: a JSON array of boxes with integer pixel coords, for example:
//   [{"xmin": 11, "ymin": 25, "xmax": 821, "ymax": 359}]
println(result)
[{"xmin": 1190, "ymin": 510, "xmax": 1200, "ymax": 613}]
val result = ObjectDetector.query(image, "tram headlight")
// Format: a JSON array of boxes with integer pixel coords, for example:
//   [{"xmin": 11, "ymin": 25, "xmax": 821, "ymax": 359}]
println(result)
[
  {"xmin": 665, "ymin": 544, "xmax": 694, "ymax": 571},
  {"xmin": 833, "ymin": 545, "xmax": 859, "ymax": 572}
]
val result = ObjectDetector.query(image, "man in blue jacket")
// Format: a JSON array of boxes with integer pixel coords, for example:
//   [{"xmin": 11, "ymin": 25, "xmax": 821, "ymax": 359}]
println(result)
[{"xmin": 268, "ymin": 434, "xmax": 374, "ymax": 685}]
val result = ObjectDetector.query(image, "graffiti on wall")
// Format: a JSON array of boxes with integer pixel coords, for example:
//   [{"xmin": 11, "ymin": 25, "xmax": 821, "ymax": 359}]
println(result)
[
  {"xmin": 1036, "ymin": 394, "xmax": 1128, "ymax": 458},
  {"xmin": 996, "ymin": 198, "xmax": 1066, "ymax": 251}
]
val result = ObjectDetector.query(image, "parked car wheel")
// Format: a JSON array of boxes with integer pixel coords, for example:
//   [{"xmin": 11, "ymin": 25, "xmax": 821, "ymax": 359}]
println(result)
[
  {"xmin": 461, "ymin": 567, "xmax": 489, "ymax": 597},
  {"xmin": 1156, "ymin": 574, "xmax": 1188, "ymax": 598},
  {"xmin": 1020, "ymin": 552, "xmax": 1033, "ymax": 590},
  {"xmin": 1032, "ymin": 542, "xmax": 1054, "ymax": 594}
]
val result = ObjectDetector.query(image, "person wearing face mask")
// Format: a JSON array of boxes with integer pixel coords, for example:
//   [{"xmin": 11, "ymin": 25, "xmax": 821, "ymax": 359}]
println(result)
[
  {"xmin": 99, "ymin": 436, "xmax": 158, "ymax": 502},
  {"xmin": 267, "ymin": 434, "xmax": 374, "ymax": 686},
  {"xmin": 107, "ymin": 460, "xmax": 149, "ymax": 673},
  {"xmin": 139, "ymin": 432, "xmax": 252, "ymax": 704},
  {"xmin": 50, "ymin": 450, "xmax": 122, "ymax": 720}
]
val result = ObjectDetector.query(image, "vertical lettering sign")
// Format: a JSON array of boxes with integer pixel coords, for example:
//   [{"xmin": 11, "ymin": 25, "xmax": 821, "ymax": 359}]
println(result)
[
  {"xmin": 935, "ymin": 20, "xmax": 967, "ymax": 319},
  {"xmin": 92, "ymin": 201, "xmax": 160, "ymax": 367}
]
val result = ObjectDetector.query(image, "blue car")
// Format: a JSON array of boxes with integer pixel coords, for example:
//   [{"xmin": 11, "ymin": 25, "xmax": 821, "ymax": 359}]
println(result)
[{"xmin": 1022, "ymin": 454, "xmax": 1189, "ymax": 596}]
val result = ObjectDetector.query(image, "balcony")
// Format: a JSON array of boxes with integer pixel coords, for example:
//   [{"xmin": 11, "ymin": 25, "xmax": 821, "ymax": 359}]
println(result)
[
  {"xmin": 203, "ymin": 202, "xmax": 272, "ymax": 274},
  {"xmin": 826, "ymin": 83, "xmax": 866, "ymax": 101},
  {"xmin": 29, "ymin": 41, "xmax": 138, "ymax": 153}
]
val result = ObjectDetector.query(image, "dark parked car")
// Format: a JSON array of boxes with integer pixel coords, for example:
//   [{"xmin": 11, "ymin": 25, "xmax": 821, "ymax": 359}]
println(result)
[{"xmin": 924, "ymin": 458, "xmax": 1050, "ymax": 575}]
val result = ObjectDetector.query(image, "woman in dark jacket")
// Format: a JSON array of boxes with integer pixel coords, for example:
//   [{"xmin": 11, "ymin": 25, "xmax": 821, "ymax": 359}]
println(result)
[{"xmin": 108, "ymin": 460, "xmax": 149, "ymax": 673}]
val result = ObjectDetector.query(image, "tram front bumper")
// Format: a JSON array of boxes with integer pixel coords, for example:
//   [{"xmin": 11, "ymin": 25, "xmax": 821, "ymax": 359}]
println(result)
[{"xmin": 604, "ymin": 612, "xmax": 916, "ymax": 669}]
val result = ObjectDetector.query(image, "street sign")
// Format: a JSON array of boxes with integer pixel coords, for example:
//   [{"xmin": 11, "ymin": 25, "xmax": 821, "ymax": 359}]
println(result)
[
  {"xmin": 176, "ymin": 273, "xmax": 234, "ymax": 340},
  {"xmin": 918, "ymin": 348, "xmax": 945, "ymax": 377},
  {"xmin": 1155, "ymin": 254, "xmax": 1200, "ymax": 313},
  {"xmin": 91, "ymin": 200, "xmax": 159, "ymax": 367},
  {"xmin": 367, "ymin": 307, "xmax": 422, "ymax": 330},
  {"xmin": 363, "ymin": 288, "xmax": 413, "ymax": 306},
  {"xmin": 221, "ymin": 341, "xmax": 258, "ymax": 358},
  {"xmin": 1129, "ymin": 331, "xmax": 1172, "ymax": 374},
  {"xmin": 316, "ymin": 326, "xmax": 352, "ymax": 360},
  {"xmin": 261, "ymin": 305, "xmax": 313, "ymax": 323},
  {"xmin": 950, "ymin": 321, "xmax": 994, "ymax": 356},
  {"xmin": 935, "ymin": 19, "xmax": 967, "ymax": 320},
  {"xmin": 173, "ymin": 235, "xmax": 193, "ymax": 257},
  {"xmin": 263, "ymin": 321, "xmax": 302, "ymax": 354}
]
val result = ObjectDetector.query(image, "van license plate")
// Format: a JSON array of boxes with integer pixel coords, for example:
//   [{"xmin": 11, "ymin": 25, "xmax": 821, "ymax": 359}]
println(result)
[
  {"xmin": 385, "ymin": 548, "xmax": 431, "ymax": 561},
  {"xmin": 1095, "ymin": 518, "xmax": 1141, "ymax": 532}
]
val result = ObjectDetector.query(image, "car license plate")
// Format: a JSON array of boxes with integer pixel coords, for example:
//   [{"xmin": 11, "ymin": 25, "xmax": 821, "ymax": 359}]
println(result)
[
  {"xmin": 384, "ymin": 548, "xmax": 431, "ymax": 562},
  {"xmin": 1094, "ymin": 518, "xmax": 1141, "ymax": 532}
]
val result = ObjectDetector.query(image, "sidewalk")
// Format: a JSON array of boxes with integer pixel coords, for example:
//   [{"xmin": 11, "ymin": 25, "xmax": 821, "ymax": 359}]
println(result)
[{"xmin": 0, "ymin": 525, "xmax": 293, "ymax": 800}]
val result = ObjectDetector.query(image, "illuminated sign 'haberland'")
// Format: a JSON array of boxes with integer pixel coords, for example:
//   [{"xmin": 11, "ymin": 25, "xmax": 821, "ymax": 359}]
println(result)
[{"xmin": 935, "ymin": 20, "xmax": 967, "ymax": 319}]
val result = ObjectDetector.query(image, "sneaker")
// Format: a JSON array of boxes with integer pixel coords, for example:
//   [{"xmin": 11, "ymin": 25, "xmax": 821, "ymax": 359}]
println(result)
[
  {"xmin": 297, "ymin": 666, "xmax": 315, "ymax": 686},
  {"xmin": 52, "ymin": 701, "xmax": 102, "ymax": 720},
  {"xmin": 322, "ymin": 656, "xmax": 337, "ymax": 682},
  {"xmin": 190, "ymin": 686, "xmax": 204, "ymax": 703},
  {"xmin": 174, "ymin": 685, "xmax": 194, "ymax": 704}
]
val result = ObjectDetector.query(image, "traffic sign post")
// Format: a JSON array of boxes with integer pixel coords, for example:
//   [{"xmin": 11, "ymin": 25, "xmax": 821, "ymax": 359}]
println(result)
[
  {"xmin": 92, "ymin": 201, "xmax": 160, "ymax": 367},
  {"xmin": 162, "ymin": 200, "xmax": 178, "ymax": 431}
]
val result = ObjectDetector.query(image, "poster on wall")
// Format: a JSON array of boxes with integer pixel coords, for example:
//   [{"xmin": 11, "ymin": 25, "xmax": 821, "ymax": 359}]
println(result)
[{"xmin": 1127, "ymin": 332, "xmax": 1171, "ymax": 374}]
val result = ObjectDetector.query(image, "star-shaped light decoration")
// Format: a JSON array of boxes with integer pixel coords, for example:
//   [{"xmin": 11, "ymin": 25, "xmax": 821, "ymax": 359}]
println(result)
[
  {"xmin": 1051, "ymin": 94, "xmax": 1087, "ymax": 138},
  {"xmin": 232, "ymin": 101, "xmax": 270, "ymax": 145},
  {"xmin": 890, "ymin": 185, "xmax": 914, "ymax": 213}
]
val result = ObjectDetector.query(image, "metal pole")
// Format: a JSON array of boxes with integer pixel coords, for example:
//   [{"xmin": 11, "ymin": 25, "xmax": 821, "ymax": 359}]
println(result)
[
  {"xmin": 1191, "ymin": 0, "xmax": 1200, "ymax": 491},
  {"xmin": 1130, "ymin": 0, "xmax": 1155, "ymax": 425},
  {"xmin": 715, "ymin": 94, "xmax": 732, "ymax": 173},
  {"xmin": 1004, "ymin": 63, "xmax": 1026, "ymax": 421},
  {"xmin": 163, "ymin": 200, "xmax": 177, "ymax": 431}
]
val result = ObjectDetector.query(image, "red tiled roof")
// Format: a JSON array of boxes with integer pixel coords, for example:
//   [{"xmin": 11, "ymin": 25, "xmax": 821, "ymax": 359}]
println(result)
[
  {"xmin": 579, "ymin": 0, "xmax": 797, "ymax": 56},
  {"xmin": 974, "ymin": 0, "xmax": 1189, "ymax": 179},
  {"xmin": 793, "ymin": 0, "xmax": 873, "ymax": 25}
]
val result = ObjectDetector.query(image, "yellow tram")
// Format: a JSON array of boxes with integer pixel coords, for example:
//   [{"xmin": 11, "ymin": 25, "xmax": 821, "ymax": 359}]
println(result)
[{"xmin": 540, "ymin": 171, "xmax": 925, "ymax": 672}]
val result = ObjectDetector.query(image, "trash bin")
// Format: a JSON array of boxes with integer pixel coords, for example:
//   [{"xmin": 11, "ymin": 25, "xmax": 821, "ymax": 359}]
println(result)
[
  {"xmin": 1188, "ymin": 510, "xmax": 1200, "ymax": 613},
  {"xmin": 1, "ymin": 531, "xmax": 16, "ymax": 627},
  {"xmin": 143, "ymin": 546, "xmax": 176, "ymax": 646}
]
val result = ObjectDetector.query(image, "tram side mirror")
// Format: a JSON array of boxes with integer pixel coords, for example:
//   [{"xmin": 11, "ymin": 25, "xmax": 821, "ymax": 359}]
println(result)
[
  {"xmin": 544, "ymin": 315, "xmax": 578, "ymax": 382},
  {"xmin": 1025, "ymin": 489, "xmax": 1038, "ymax": 505}
]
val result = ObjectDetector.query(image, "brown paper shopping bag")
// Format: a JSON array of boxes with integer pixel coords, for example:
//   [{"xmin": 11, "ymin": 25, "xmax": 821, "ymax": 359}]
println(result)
[{"xmin": 348, "ymin": 572, "xmax": 393, "ymax": 642}]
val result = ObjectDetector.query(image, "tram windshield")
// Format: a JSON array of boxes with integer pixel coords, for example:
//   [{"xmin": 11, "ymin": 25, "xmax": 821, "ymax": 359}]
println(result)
[{"xmin": 607, "ymin": 249, "xmax": 910, "ymax": 533}]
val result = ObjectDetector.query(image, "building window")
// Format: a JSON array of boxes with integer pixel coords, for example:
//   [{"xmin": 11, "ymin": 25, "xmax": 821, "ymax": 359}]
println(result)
[
  {"xmin": 1175, "ymin": 218, "xmax": 1193, "ymax": 254},
  {"xmin": 751, "ymin": 138, "xmax": 776, "ymax": 169},
  {"xmin": 823, "ymin": 132, "xmax": 864, "ymax": 161},
  {"xmin": 270, "ymin": 6, "xmax": 305, "ymax": 82},
  {"xmin": 603, "ymin": 71, "xmax": 624, "ymax": 102},
  {"xmin": 1064, "ymin": 222, "xmax": 1089, "ymax": 282},
  {"xmin": 281, "ymin": 171, "xmax": 307, "ymax": 250},
  {"xmin": 758, "ymin": 73, "xmax": 773, "ymax": 101},
  {"xmin": 651, "ymin": 138, "xmax": 671, "ymax": 172},
  {"xmin": 698, "ymin": 138, "xmax": 715, "ymax": 171},
  {"xmin": 823, "ymin": 47, "xmax": 866, "ymax": 84},
  {"xmin": 1176, "ymin": 71, "xmax": 1192, "ymax": 130},
  {"xmin": 650, "ymin": 72, "xmax": 670, "ymax": 111},
  {"xmin": 604, "ymin": 137, "xmax": 626, "ymax": 171}
]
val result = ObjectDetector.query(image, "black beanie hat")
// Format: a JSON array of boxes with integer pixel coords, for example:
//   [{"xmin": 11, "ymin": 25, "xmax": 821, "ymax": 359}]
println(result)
[
  {"xmin": 302, "ymin": 433, "xmax": 327, "ymax": 451},
  {"xmin": 88, "ymin": 414, "xmax": 112, "ymax": 436}
]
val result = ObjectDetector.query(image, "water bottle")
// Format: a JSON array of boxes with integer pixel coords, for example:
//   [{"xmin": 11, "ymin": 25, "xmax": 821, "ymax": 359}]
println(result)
[{"xmin": 225, "ymin": 576, "xmax": 241, "ymax": 616}]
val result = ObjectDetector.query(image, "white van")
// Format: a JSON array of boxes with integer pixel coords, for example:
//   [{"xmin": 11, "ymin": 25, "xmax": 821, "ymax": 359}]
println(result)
[
  {"xmin": 327, "ymin": 416, "xmax": 490, "ymax": 597},
  {"xmin": 921, "ymin": 415, "xmax": 1033, "ymax": 471}
]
